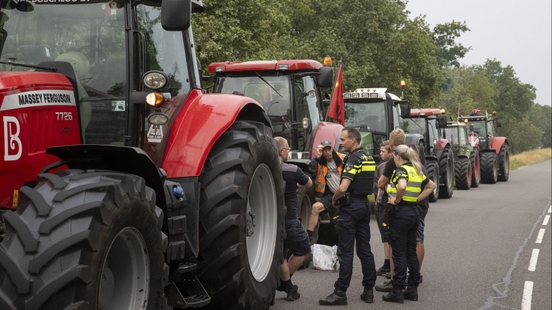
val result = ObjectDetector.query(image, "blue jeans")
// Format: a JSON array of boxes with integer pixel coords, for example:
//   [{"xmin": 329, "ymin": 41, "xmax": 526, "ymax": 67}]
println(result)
[
  {"xmin": 389, "ymin": 205, "xmax": 420, "ymax": 288},
  {"xmin": 335, "ymin": 200, "xmax": 377, "ymax": 291}
]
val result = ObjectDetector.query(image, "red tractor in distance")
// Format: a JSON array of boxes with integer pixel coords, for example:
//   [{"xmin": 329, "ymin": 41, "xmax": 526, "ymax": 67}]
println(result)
[
  {"xmin": 0, "ymin": 1, "xmax": 284, "ymax": 309},
  {"xmin": 208, "ymin": 59, "xmax": 344, "ymax": 248},
  {"xmin": 459, "ymin": 109, "xmax": 509, "ymax": 183},
  {"xmin": 403, "ymin": 108, "xmax": 454, "ymax": 202}
]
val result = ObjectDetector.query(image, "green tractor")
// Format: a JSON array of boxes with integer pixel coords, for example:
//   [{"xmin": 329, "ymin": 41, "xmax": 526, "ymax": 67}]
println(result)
[
  {"xmin": 342, "ymin": 88, "xmax": 411, "ymax": 162},
  {"xmin": 442, "ymin": 122, "xmax": 481, "ymax": 189}
]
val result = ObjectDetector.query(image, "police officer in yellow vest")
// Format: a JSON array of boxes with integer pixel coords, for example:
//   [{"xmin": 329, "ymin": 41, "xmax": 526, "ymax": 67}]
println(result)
[
  {"xmin": 319, "ymin": 127, "xmax": 378, "ymax": 305},
  {"xmin": 307, "ymin": 140, "xmax": 344, "ymax": 241},
  {"xmin": 383, "ymin": 144, "xmax": 435, "ymax": 303}
]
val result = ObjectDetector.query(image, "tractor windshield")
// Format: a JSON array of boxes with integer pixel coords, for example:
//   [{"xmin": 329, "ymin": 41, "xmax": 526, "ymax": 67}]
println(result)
[
  {"xmin": 344, "ymin": 100, "xmax": 386, "ymax": 133},
  {"xmin": 0, "ymin": 0, "xmax": 191, "ymax": 145},
  {"xmin": 215, "ymin": 74, "xmax": 321, "ymax": 150},
  {"xmin": 444, "ymin": 126, "xmax": 467, "ymax": 145},
  {"xmin": 403, "ymin": 118, "xmax": 426, "ymax": 136}
]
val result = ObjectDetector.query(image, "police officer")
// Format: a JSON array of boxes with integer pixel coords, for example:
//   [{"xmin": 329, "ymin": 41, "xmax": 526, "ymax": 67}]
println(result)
[
  {"xmin": 319, "ymin": 127, "xmax": 377, "ymax": 305},
  {"xmin": 383, "ymin": 144, "xmax": 435, "ymax": 303}
]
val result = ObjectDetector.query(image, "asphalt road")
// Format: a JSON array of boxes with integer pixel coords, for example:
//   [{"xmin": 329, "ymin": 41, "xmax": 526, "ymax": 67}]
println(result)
[{"xmin": 271, "ymin": 160, "xmax": 552, "ymax": 310}]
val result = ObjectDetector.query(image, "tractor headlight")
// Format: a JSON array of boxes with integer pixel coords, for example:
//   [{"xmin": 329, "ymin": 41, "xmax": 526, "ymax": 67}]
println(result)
[
  {"xmin": 148, "ymin": 111, "xmax": 169, "ymax": 126},
  {"xmin": 143, "ymin": 71, "xmax": 168, "ymax": 90}
]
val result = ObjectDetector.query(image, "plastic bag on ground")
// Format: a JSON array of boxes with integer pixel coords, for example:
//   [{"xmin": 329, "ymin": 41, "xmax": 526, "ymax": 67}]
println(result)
[{"xmin": 311, "ymin": 244, "xmax": 339, "ymax": 271}]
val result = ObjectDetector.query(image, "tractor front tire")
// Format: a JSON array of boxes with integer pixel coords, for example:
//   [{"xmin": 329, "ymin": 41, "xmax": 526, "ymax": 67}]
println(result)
[
  {"xmin": 480, "ymin": 152, "xmax": 498, "ymax": 184},
  {"xmin": 426, "ymin": 160, "xmax": 440, "ymax": 203},
  {"xmin": 454, "ymin": 157, "xmax": 472, "ymax": 190},
  {"xmin": 498, "ymin": 144, "xmax": 510, "ymax": 182},
  {"xmin": 438, "ymin": 146, "xmax": 454, "ymax": 198},
  {"xmin": 197, "ymin": 121, "xmax": 285, "ymax": 310},
  {"xmin": 470, "ymin": 151, "xmax": 481, "ymax": 188},
  {"xmin": 0, "ymin": 170, "xmax": 168, "ymax": 310}
]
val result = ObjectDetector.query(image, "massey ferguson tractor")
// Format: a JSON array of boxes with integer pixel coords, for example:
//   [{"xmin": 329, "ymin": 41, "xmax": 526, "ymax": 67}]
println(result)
[
  {"xmin": 403, "ymin": 108, "xmax": 454, "ymax": 202},
  {"xmin": 342, "ymin": 88, "xmax": 411, "ymax": 162},
  {"xmin": 0, "ymin": 1, "xmax": 285, "ymax": 309},
  {"xmin": 442, "ymin": 121, "xmax": 481, "ymax": 189},
  {"xmin": 459, "ymin": 109, "xmax": 509, "ymax": 183},
  {"xmin": 207, "ymin": 59, "xmax": 344, "ymax": 250}
]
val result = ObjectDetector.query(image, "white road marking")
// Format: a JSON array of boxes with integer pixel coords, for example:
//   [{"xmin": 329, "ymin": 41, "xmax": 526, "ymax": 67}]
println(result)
[
  {"xmin": 548, "ymin": 205, "xmax": 551, "ymax": 213},
  {"xmin": 521, "ymin": 281, "xmax": 533, "ymax": 310},
  {"xmin": 535, "ymin": 229, "xmax": 545, "ymax": 243},
  {"xmin": 544, "ymin": 215, "xmax": 550, "ymax": 225},
  {"xmin": 528, "ymin": 249, "xmax": 539, "ymax": 272}
]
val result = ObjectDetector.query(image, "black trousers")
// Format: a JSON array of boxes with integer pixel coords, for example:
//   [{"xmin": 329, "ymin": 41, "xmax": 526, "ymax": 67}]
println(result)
[
  {"xmin": 389, "ymin": 205, "xmax": 420, "ymax": 288},
  {"xmin": 335, "ymin": 200, "xmax": 377, "ymax": 291}
]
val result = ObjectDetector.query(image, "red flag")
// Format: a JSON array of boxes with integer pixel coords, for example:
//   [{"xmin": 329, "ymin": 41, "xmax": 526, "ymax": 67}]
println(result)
[{"xmin": 327, "ymin": 64, "xmax": 345, "ymax": 126}]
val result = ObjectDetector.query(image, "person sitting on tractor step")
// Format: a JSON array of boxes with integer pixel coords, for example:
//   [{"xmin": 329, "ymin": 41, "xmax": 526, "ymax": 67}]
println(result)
[
  {"xmin": 307, "ymin": 140, "xmax": 344, "ymax": 243},
  {"xmin": 319, "ymin": 127, "xmax": 377, "ymax": 306},
  {"xmin": 274, "ymin": 137, "xmax": 313, "ymax": 301}
]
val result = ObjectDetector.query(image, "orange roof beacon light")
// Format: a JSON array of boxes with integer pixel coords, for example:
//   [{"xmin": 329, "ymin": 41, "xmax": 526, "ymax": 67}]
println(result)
[
  {"xmin": 400, "ymin": 80, "xmax": 406, "ymax": 87},
  {"xmin": 492, "ymin": 110, "xmax": 497, "ymax": 115},
  {"xmin": 440, "ymin": 108, "xmax": 446, "ymax": 114},
  {"xmin": 323, "ymin": 57, "xmax": 332, "ymax": 67},
  {"xmin": 400, "ymin": 80, "xmax": 406, "ymax": 99}
]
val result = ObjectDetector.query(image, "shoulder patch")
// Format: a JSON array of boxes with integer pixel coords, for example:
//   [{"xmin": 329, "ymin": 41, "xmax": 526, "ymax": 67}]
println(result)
[
  {"xmin": 345, "ymin": 163, "xmax": 353, "ymax": 171},
  {"xmin": 395, "ymin": 169, "xmax": 404, "ymax": 178}
]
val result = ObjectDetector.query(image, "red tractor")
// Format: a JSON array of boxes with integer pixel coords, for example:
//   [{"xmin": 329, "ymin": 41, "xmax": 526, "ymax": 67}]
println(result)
[
  {"xmin": 208, "ymin": 59, "xmax": 344, "ymax": 248},
  {"xmin": 459, "ymin": 110, "xmax": 509, "ymax": 183},
  {"xmin": 0, "ymin": 1, "xmax": 284, "ymax": 309},
  {"xmin": 403, "ymin": 108, "xmax": 454, "ymax": 202}
]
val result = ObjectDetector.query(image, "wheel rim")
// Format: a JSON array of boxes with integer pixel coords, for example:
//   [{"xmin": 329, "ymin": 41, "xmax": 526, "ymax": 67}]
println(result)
[
  {"xmin": 246, "ymin": 163, "xmax": 278, "ymax": 282},
  {"xmin": 99, "ymin": 227, "xmax": 149, "ymax": 310}
]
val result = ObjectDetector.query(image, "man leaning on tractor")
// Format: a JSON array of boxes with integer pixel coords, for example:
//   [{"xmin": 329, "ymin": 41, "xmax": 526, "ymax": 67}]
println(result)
[{"xmin": 307, "ymin": 139, "xmax": 344, "ymax": 243}]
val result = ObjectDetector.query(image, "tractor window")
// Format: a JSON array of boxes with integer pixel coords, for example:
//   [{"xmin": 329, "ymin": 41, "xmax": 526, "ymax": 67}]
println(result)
[
  {"xmin": 458, "ymin": 127, "xmax": 467, "ymax": 145},
  {"xmin": 445, "ymin": 127, "xmax": 459, "ymax": 144},
  {"xmin": 292, "ymin": 76, "xmax": 320, "ymax": 151},
  {"xmin": 137, "ymin": 6, "xmax": 190, "ymax": 97},
  {"xmin": 216, "ymin": 75, "xmax": 292, "ymax": 140},
  {"xmin": 0, "ymin": 2, "xmax": 128, "ymax": 145},
  {"xmin": 344, "ymin": 101, "xmax": 386, "ymax": 132}
]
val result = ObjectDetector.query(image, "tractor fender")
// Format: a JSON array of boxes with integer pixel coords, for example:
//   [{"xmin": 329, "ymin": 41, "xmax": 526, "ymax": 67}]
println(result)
[
  {"xmin": 45, "ymin": 145, "xmax": 166, "ymax": 205},
  {"xmin": 491, "ymin": 137, "xmax": 508, "ymax": 154},
  {"xmin": 162, "ymin": 90, "xmax": 270, "ymax": 178}
]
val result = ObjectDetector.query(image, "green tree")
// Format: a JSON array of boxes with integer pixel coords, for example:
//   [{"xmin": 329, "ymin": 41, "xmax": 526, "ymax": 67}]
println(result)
[{"xmin": 432, "ymin": 21, "xmax": 471, "ymax": 67}]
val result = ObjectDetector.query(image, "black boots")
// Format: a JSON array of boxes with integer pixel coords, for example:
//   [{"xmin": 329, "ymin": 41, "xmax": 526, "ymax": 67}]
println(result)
[
  {"xmin": 382, "ymin": 287, "xmax": 404, "ymax": 303},
  {"xmin": 286, "ymin": 285, "xmax": 300, "ymax": 301},
  {"xmin": 403, "ymin": 286, "xmax": 418, "ymax": 301},
  {"xmin": 319, "ymin": 288, "xmax": 348, "ymax": 306},
  {"xmin": 360, "ymin": 288, "xmax": 374, "ymax": 303}
]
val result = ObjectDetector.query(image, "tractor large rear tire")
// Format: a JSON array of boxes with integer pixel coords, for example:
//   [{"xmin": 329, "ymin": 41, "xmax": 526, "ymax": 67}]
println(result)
[
  {"xmin": 438, "ymin": 146, "xmax": 454, "ymax": 198},
  {"xmin": 0, "ymin": 170, "xmax": 169, "ymax": 310},
  {"xmin": 480, "ymin": 152, "xmax": 498, "ymax": 184},
  {"xmin": 470, "ymin": 151, "xmax": 481, "ymax": 188},
  {"xmin": 497, "ymin": 144, "xmax": 510, "ymax": 182},
  {"xmin": 197, "ymin": 121, "xmax": 284, "ymax": 310},
  {"xmin": 454, "ymin": 157, "xmax": 472, "ymax": 190},
  {"xmin": 426, "ymin": 160, "xmax": 440, "ymax": 203}
]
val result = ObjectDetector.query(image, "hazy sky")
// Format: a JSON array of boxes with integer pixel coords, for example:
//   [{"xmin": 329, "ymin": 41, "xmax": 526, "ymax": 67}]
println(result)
[{"xmin": 406, "ymin": 0, "xmax": 551, "ymax": 106}]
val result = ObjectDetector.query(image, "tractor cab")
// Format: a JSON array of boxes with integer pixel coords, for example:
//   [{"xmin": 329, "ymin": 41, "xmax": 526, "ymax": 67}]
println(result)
[
  {"xmin": 208, "ymin": 59, "xmax": 339, "ymax": 160},
  {"xmin": 343, "ymin": 88, "xmax": 410, "ymax": 161}
]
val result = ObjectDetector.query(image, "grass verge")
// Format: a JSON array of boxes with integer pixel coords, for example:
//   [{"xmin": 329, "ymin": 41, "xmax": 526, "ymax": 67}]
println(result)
[{"xmin": 510, "ymin": 148, "xmax": 552, "ymax": 170}]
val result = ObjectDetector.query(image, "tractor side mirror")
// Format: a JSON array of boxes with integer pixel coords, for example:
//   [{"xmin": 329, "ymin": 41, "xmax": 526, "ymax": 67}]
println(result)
[
  {"xmin": 162, "ymin": 0, "xmax": 192, "ymax": 31},
  {"xmin": 322, "ymin": 99, "xmax": 330, "ymax": 108},
  {"xmin": 437, "ymin": 115, "xmax": 447, "ymax": 128},
  {"xmin": 398, "ymin": 101, "xmax": 411, "ymax": 118},
  {"xmin": 496, "ymin": 119, "xmax": 502, "ymax": 127},
  {"xmin": 317, "ymin": 66, "xmax": 334, "ymax": 88}
]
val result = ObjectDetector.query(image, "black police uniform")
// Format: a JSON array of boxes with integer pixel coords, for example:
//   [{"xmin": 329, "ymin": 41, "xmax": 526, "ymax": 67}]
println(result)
[{"xmin": 334, "ymin": 147, "xmax": 377, "ymax": 292}]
